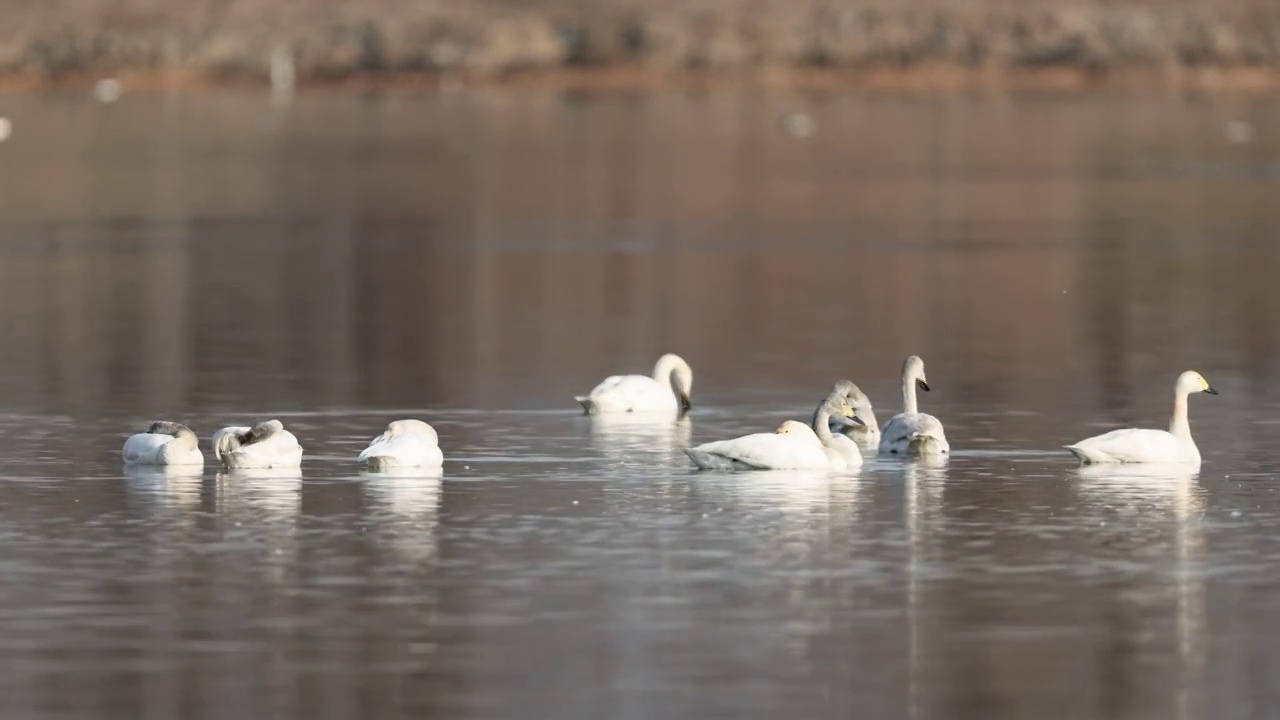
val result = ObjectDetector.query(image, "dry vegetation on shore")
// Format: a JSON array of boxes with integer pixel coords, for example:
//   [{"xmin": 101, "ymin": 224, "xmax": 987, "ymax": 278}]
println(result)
[{"xmin": 3, "ymin": 0, "xmax": 1280, "ymax": 88}]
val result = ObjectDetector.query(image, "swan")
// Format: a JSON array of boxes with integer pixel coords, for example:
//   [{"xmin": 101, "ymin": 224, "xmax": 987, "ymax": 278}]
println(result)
[
  {"xmin": 122, "ymin": 421, "xmax": 204, "ymax": 466},
  {"xmin": 685, "ymin": 412, "xmax": 861, "ymax": 471},
  {"xmin": 1065, "ymin": 371, "xmax": 1217, "ymax": 465},
  {"xmin": 879, "ymin": 356, "xmax": 950, "ymax": 456},
  {"xmin": 212, "ymin": 419, "xmax": 303, "ymax": 469},
  {"xmin": 575, "ymin": 353, "xmax": 693, "ymax": 415},
  {"xmin": 357, "ymin": 419, "xmax": 444, "ymax": 470},
  {"xmin": 819, "ymin": 379, "xmax": 881, "ymax": 447},
  {"xmin": 812, "ymin": 388, "xmax": 865, "ymax": 469}
]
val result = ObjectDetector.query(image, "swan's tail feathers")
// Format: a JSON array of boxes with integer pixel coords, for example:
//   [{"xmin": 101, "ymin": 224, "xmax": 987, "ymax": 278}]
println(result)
[
  {"xmin": 683, "ymin": 448, "xmax": 714, "ymax": 469},
  {"xmin": 907, "ymin": 433, "xmax": 946, "ymax": 456},
  {"xmin": 1063, "ymin": 445, "xmax": 1093, "ymax": 464},
  {"xmin": 574, "ymin": 396, "xmax": 595, "ymax": 415}
]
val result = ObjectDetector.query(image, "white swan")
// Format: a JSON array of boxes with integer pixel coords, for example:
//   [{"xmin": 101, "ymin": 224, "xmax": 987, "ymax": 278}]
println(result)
[
  {"xmin": 685, "ymin": 417, "xmax": 855, "ymax": 471},
  {"xmin": 575, "ymin": 353, "xmax": 693, "ymax": 415},
  {"xmin": 812, "ymin": 388, "xmax": 865, "ymax": 469},
  {"xmin": 212, "ymin": 419, "xmax": 303, "ymax": 470},
  {"xmin": 357, "ymin": 419, "xmax": 444, "ymax": 470},
  {"xmin": 122, "ymin": 421, "xmax": 204, "ymax": 466},
  {"xmin": 1065, "ymin": 371, "xmax": 1217, "ymax": 465},
  {"xmin": 820, "ymin": 379, "xmax": 881, "ymax": 447},
  {"xmin": 879, "ymin": 356, "xmax": 950, "ymax": 456}
]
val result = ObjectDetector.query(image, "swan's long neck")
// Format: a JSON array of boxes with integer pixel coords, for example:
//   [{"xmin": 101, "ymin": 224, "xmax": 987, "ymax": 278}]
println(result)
[
  {"xmin": 902, "ymin": 371, "xmax": 919, "ymax": 415},
  {"xmin": 856, "ymin": 401, "xmax": 880, "ymax": 433},
  {"xmin": 653, "ymin": 355, "xmax": 692, "ymax": 406},
  {"xmin": 812, "ymin": 405, "xmax": 836, "ymax": 445},
  {"xmin": 1169, "ymin": 390, "xmax": 1193, "ymax": 442}
]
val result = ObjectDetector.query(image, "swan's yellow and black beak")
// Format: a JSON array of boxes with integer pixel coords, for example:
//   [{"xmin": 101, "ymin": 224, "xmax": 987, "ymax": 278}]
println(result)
[
  {"xmin": 1204, "ymin": 386, "xmax": 1219, "ymax": 395},
  {"xmin": 835, "ymin": 414, "xmax": 866, "ymax": 429},
  {"xmin": 916, "ymin": 379, "xmax": 931, "ymax": 392},
  {"xmin": 678, "ymin": 392, "xmax": 692, "ymax": 413}
]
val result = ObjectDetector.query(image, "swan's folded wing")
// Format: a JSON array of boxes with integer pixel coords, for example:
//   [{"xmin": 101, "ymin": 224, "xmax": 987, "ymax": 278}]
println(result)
[
  {"xmin": 584, "ymin": 374, "xmax": 672, "ymax": 413},
  {"xmin": 358, "ymin": 433, "xmax": 442, "ymax": 467},
  {"xmin": 1066, "ymin": 428, "xmax": 1183, "ymax": 464},
  {"xmin": 691, "ymin": 432, "xmax": 826, "ymax": 470},
  {"xmin": 123, "ymin": 433, "xmax": 171, "ymax": 464}
]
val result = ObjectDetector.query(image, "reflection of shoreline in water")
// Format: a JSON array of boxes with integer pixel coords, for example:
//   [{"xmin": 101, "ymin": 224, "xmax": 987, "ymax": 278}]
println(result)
[
  {"xmin": 361, "ymin": 471, "xmax": 443, "ymax": 565},
  {"xmin": 1072, "ymin": 463, "xmax": 1206, "ymax": 718},
  {"xmin": 588, "ymin": 414, "xmax": 692, "ymax": 460}
]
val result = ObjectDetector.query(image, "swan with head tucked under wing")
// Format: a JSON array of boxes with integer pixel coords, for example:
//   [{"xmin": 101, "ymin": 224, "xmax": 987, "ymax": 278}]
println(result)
[
  {"xmin": 820, "ymin": 379, "xmax": 881, "ymax": 448},
  {"xmin": 879, "ymin": 356, "xmax": 950, "ymax": 456},
  {"xmin": 357, "ymin": 419, "xmax": 444, "ymax": 471},
  {"xmin": 575, "ymin": 353, "xmax": 693, "ymax": 415},
  {"xmin": 212, "ymin": 419, "xmax": 303, "ymax": 470},
  {"xmin": 685, "ymin": 420, "xmax": 833, "ymax": 471},
  {"xmin": 122, "ymin": 421, "xmax": 204, "ymax": 467},
  {"xmin": 1065, "ymin": 370, "xmax": 1217, "ymax": 465}
]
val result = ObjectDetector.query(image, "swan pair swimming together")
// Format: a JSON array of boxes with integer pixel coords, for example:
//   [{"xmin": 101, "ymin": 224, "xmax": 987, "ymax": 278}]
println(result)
[
  {"xmin": 122, "ymin": 419, "xmax": 443, "ymax": 470},
  {"xmin": 580, "ymin": 353, "xmax": 1219, "ymax": 468}
]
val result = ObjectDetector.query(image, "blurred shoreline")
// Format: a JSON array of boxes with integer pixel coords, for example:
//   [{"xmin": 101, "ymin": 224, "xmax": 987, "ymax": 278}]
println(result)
[
  {"xmin": 4, "ymin": 2, "xmax": 1280, "ymax": 93},
  {"xmin": 4, "ymin": 66, "xmax": 1280, "ymax": 94}
]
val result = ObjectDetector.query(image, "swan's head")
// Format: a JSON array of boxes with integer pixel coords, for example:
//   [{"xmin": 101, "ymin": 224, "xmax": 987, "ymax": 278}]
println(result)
[
  {"xmin": 387, "ymin": 419, "xmax": 439, "ymax": 444},
  {"xmin": 904, "ymin": 355, "xmax": 930, "ymax": 392},
  {"xmin": 833, "ymin": 379, "xmax": 873, "ymax": 410},
  {"xmin": 147, "ymin": 421, "xmax": 191, "ymax": 437},
  {"xmin": 1177, "ymin": 370, "xmax": 1218, "ymax": 396},
  {"xmin": 248, "ymin": 419, "xmax": 285, "ymax": 441},
  {"xmin": 777, "ymin": 420, "xmax": 816, "ymax": 437},
  {"xmin": 654, "ymin": 353, "xmax": 693, "ymax": 412},
  {"xmin": 822, "ymin": 396, "xmax": 866, "ymax": 429}
]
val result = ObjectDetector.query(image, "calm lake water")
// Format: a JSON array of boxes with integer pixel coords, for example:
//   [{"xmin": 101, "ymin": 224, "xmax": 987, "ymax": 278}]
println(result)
[{"xmin": 0, "ymin": 87, "xmax": 1279, "ymax": 719}]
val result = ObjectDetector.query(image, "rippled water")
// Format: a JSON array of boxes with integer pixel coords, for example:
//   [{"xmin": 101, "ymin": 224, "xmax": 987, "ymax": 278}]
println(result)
[{"xmin": 0, "ymin": 88, "xmax": 1279, "ymax": 718}]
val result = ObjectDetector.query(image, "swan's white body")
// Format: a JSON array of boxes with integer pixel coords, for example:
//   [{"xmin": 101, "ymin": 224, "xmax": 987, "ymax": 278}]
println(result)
[
  {"xmin": 575, "ymin": 353, "xmax": 693, "ymax": 415},
  {"xmin": 822, "ymin": 380, "xmax": 881, "ymax": 448},
  {"xmin": 358, "ymin": 419, "xmax": 444, "ymax": 470},
  {"xmin": 122, "ymin": 422, "xmax": 204, "ymax": 466},
  {"xmin": 212, "ymin": 419, "xmax": 304, "ymax": 469},
  {"xmin": 685, "ymin": 421, "xmax": 834, "ymax": 471},
  {"xmin": 1065, "ymin": 371, "xmax": 1217, "ymax": 465},
  {"xmin": 880, "ymin": 356, "xmax": 950, "ymax": 456}
]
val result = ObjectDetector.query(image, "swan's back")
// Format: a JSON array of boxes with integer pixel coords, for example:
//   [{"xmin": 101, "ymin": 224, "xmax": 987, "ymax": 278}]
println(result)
[
  {"xmin": 686, "ymin": 422, "xmax": 829, "ymax": 471},
  {"xmin": 576, "ymin": 374, "xmax": 673, "ymax": 414},
  {"xmin": 879, "ymin": 413, "xmax": 949, "ymax": 455},
  {"xmin": 123, "ymin": 433, "xmax": 172, "ymax": 465},
  {"xmin": 1065, "ymin": 428, "xmax": 1192, "ymax": 464},
  {"xmin": 359, "ymin": 420, "xmax": 444, "ymax": 469}
]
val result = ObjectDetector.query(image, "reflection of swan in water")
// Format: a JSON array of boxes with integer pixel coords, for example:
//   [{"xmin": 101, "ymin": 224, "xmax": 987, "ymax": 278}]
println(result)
[
  {"xmin": 1073, "ymin": 462, "xmax": 1199, "ymax": 484},
  {"xmin": 214, "ymin": 469, "xmax": 303, "ymax": 517},
  {"xmin": 361, "ymin": 470, "xmax": 442, "ymax": 564},
  {"xmin": 589, "ymin": 413, "xmax": 692, "ymax": 459},
  {"xmin": 123, "ymin": 464, "xmax": 205, "ymax": 510},
  {"xmin": 215, "ymin": 469, "xmax": 302, "ymax": 584},
  {"xmin": 1073, "ymin": 462, "xmax": 1206, "ymax": 716},
  {"xmin": 691, "ymin": 468, "xmax": 842, "ymax": 515},
  {"xmin": 904, "ymin": 452, "xmax": 947, "ymax": 720}
]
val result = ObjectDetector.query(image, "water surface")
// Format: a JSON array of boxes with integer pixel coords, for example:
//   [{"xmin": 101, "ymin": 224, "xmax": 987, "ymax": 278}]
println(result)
[{"xmin": 0, "ymin": 88, "xmax": 1278, "ymax": 719}]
